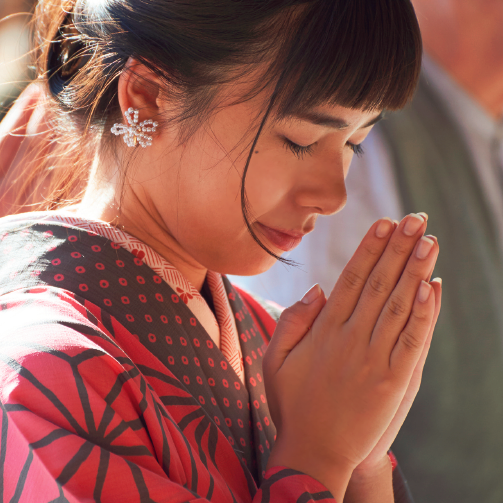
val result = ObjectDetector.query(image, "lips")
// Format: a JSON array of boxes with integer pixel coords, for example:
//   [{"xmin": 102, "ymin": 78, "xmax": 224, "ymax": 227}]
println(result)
[{"xmin": 256, "ymin": 222, "xmax": 304, "ymax": 252}]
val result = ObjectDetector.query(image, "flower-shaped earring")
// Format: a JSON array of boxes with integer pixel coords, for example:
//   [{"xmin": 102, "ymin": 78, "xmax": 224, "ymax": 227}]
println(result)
[{"xmin": 111, "ymin": 108, "xmax": 159, "ymax": 148}]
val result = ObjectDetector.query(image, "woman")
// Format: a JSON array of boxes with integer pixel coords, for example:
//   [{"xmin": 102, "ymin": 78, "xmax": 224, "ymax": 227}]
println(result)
[{"xmin": 0, "ymin": 1, "xmax": 441, "ymax": 502}]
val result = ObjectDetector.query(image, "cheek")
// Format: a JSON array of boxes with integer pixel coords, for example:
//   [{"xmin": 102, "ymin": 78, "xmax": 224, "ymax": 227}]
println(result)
[
  {"xmin": 149, "ymin": 139, "xmax": 249, "ymax": 245},
  {"xmin": 343, "ymin": 152, "xmax": 354, "ymax": 178},
  {"xmin": 161, "ymin": 158, "xmax": 280, "ymax": 274},
  {"xmin": 244, "ymin": 150, "xmax": 292, "ymax": 216},
  {"xmin": 140, "ymin": 128, "xmax": 291, "ymax": 274}
]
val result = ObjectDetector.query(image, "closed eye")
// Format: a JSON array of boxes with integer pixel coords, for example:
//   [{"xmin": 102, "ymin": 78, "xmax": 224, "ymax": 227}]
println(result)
[
  {"xmin": 348, "ymin": 142, "xmax": 365, "ymax": 157},
  {"xmin": 283, "ymin": 137, "xmax": 365, "ymax": 159},
  {"xmin": 283, "ymin": 137, "xmax": 315, "ymax": 160}
]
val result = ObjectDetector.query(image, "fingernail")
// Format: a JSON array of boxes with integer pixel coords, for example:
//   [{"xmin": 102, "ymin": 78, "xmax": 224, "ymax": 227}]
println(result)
[
  {"xmin": 418, "ymin": 212, "xmax": 429, "ymax": 221},
  {"xmin": 403, "ymin": 214, "xmax": 424, "ymax": 236},
  {"xmin": 418, "ymin": 281, "xmax": 432, "ymax": 303},
  {"xmin": 416, "ymin": 236, "xmax": 434, "ymax": 259},
  {"xmin": 302, "ymin": 284, "xmax": 321, "ymax": 304},
  {"xmin": 375, "ymin": 218, "xmax": 393, "ymax": 238},
  {"xmin": 431, "ymin": 277, "xmax": 442, "ymax": 286}
]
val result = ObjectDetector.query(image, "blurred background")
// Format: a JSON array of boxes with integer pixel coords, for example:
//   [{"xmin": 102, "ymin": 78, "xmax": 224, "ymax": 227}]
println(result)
[
  {"xmin": 0, "ymin": 0, "xmax": 36, "ymax": 120},
  {"xmin": 2, "ymin": 1, "xmax": 503, "ymax": 502}
]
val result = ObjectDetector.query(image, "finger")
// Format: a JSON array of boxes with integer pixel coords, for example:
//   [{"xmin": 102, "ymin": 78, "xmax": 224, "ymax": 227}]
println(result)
[
  {"xmin": 425, "ymin": 235, "xmax": 438, "ymax": 281},
  {"xmin": 369, "ymin": 235, "xmax": 439, "ymax": 353},
  {"xmin": 385, "ymin": 278, "xmax": 443, "ymax": 430},
  {"xmin": 389, "ymin": 281, "xmax": 436, "ymax": 379},
  {"xmin": 264, "ymin": 284, "xmax": 326, "ymax": 378},
  {"xmin": 404, "ymin": 278, "xmax": 442, "ymax": 393},
  {"xmin": 326, "ymin": 217, "xmax": 395, "ymax": 323},
  {"xmin": 348, "ymin": 213, "xmax": 427, "ymax": 330},
  {"xmin": 357, "ymin": 279, "xmax": 439, "ymax": 469}
]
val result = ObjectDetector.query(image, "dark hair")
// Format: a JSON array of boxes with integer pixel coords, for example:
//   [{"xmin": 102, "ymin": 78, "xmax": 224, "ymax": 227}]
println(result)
[{"xmin": 6, "ymin": 0, "xmax": 422, "ymax": 261}]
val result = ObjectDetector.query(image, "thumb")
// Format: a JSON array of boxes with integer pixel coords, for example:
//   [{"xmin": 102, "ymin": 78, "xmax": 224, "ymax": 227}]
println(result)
[{"xmin": 264, "ymin": 284, "xmax": 326, "ymax": 378}]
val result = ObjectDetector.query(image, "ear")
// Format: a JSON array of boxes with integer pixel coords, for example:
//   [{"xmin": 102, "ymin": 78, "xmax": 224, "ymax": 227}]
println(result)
[{"xmin": 117, "ymin": 57, "xmax": 162, "ymax": 121}]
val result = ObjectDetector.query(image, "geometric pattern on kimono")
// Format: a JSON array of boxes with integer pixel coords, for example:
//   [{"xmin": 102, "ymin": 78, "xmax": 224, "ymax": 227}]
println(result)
[
  {"xmin": 0, "ymin": 216, "xmax": 413, "ymax": 502},
  {"xmin": 1, "ymin": 210, "xmax": 245, "ymax": 380},
  {"xmin": 0, "ymin": 218, "xmax": 285, "ymax": 498}
]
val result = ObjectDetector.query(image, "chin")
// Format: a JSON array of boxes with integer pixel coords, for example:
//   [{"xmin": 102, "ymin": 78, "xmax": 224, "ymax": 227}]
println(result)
[{"xmin": 220, "ymin": 250, "xmax": 279, "ymax": 277}]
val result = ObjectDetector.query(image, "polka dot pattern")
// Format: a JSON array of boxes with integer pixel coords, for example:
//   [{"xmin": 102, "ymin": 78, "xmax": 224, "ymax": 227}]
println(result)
[
  {"xmin": 222, "ymin": 276, "xmax": 276, "ymax": 480},
  {"xmin": 0, "ymin": 220, "xmax": 276, "ymax": 482},
  {"xmin": 16, "ymin": 212, "xmax": 245, "ymax": 382}
]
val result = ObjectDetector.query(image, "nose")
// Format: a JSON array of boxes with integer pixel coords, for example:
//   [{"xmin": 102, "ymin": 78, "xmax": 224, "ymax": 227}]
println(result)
[{"xmin": 294, "ymin": 156, "xmax": 348, "ymax": 216}]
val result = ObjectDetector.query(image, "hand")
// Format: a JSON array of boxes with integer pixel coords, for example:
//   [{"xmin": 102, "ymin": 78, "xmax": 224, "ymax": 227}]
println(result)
[
  {"xmin": 344, "ymin": 273, "xmax": 441, "ymax": 503},
  {"xmin": 263, "ymin": 214, "xmax": 441, "ymax": 502},
  {"xmin": 355, "ymin": 277, "xmax": 442, "ymax": 472}
]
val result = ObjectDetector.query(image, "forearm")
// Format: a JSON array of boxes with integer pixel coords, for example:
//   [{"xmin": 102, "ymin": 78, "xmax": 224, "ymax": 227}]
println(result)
[{"xmin": 343, "ymin": 456, "xmax": 394, "ymax": 503}]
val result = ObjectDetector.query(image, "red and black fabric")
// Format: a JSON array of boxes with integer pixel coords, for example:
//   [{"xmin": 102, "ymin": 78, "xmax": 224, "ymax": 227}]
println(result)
[
  {"xmin": 0, "ymin": 220, "xmax": 333, "ymax": 502},
  {"xmin": 0, "ymin": 218, "xmax": 413, "ymax": 502}
]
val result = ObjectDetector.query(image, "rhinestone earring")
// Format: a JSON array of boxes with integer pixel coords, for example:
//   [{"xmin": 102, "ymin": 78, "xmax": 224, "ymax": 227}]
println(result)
[{"xmin": 111, "ymin": 108, "xmax": 158, "ymax": 148}]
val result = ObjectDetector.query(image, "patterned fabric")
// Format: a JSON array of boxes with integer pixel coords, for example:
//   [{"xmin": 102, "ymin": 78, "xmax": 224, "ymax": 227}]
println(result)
[
  {"xmin": 0, "ymin": 215, "xmax": 336, "ymax": 502},
  {"xmin": 2, "ymin": 211, "xmax": 244, "ymax": 381}
]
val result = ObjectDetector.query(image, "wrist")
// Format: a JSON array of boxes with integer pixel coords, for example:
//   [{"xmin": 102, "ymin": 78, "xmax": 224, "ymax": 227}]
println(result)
[
  {"xmin": 344, "ymin": 456, "xmax": 393, "ymax": 503},
  {"xmin": 267, "ymin": 435, "xmax": 355, "ymax": 503},
  {"xmin": 352, "ymin": 454, "xmax": 392, "ymax": 478}
]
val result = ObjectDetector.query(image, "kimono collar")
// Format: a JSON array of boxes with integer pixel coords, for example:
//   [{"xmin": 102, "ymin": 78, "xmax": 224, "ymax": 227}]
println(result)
[{"xmin": 11, "ymin": 210, "xmax": 245, "ymax": 382}]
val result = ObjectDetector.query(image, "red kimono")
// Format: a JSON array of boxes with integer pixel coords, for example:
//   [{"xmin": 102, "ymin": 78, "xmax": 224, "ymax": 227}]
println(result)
[{"xmin": 0, "ymin": 214, "xmax": 413, "ymax": 502}]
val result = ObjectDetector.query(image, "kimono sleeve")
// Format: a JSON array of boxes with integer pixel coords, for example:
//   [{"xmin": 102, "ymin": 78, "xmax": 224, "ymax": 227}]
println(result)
[{"xmin": 0, "ymin": 290, "xmax": 336, "ymax": 503}]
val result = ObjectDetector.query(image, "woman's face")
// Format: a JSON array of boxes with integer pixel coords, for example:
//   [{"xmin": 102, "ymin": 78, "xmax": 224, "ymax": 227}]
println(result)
[{"xmin": 109, "ymin": 84, "xmax": 381, "ymax": 279}]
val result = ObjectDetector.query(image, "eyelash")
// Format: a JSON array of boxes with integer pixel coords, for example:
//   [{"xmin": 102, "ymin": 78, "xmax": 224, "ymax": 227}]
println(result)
[
  {"xmin": 283, "ymin": 138, "xmax": 365, "ymax": 159},
  {"xmin": 283, "ymin": 138, "xmax": 315, "ymax": 159},
  {"xmin": 350, "ymin": 143, "xmax": 365, "ymax": 157}
]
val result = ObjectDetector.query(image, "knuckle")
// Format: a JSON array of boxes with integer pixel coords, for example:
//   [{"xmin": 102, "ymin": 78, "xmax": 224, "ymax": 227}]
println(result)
[
  {"xmin": 362, "ymin": 242, "xmax": 382, "ymax": 257},
  {"xmin": 278, "ymin": 306, "xmax": 306, "ymax": 328},
  {"xmin": 391, "ymin": 240, "xmax": 410, "ymax": 257},
  {"xmin": 367, "ymin": 272, "xmax": 390, "ymax": 297},
  {"xmin": 340, "ymin": 266, "xmax": 366, "ymax": 292},
  {"xmin": 410, "ymin": 307, "xmax": 430, "ymax": 324},
  {"xmin": 278, "ymin": 308, "xmax": 303, "ymax": 327},
  {"xmin": 386, "ymin": 296, "xmax": 409, "ymax": 318},
  {"xmin": 404, "ymin": 267, "xmax": 422, "ymax": 282},
  {"xmin": 399, "ymin": 328, "xmax": 423, "ymax": 353}
]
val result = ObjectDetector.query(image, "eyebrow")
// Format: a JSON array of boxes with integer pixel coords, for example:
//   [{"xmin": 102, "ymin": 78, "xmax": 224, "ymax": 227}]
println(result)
[{"xmin": 287, "ymin": 111, "xmax": 384, "ymax": 130}]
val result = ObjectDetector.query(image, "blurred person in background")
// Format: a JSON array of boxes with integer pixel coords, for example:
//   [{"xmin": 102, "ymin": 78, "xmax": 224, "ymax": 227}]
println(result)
[
  {"xmin": 0, "ymin": 0, "xmax": 34, "ymax": 118},
  {"xmin": 233, "ymin": 1, "xmax": 503, "ymax": 502},
  {"xmin": 0, "ymin": 0, "xmax": 56, "ymax": 216}
]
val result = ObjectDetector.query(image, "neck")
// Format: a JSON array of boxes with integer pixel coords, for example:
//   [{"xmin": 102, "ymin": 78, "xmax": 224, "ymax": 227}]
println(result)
[
  {"xmin": 414, "ymin": 0, "xmax": 503, "ymax": 119},
  {"xmin": 77, "ymin": 157, "xmax": 208, "ymax": 292}
]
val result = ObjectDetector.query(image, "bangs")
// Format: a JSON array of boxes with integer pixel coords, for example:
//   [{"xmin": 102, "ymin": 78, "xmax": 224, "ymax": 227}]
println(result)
[{"xmin": 270, "ymin": 0, "xmax": 422, "ymax": 116}]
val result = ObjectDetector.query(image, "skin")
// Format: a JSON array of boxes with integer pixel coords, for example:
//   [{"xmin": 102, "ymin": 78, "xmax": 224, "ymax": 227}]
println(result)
[
  {"xmin": 413, "ymin": 0, "xmax": 503, "ymax": 118},
  {"xmin": 75, "ymin": 61, "xmax": 443, "ymax": 502},
  {"xmin": 78, "ymin": 62, "xmax": 379, "ymax": 290},
  {"xmin": 267, "ymin": 220, "xmax": 441, "ymax": 502}
]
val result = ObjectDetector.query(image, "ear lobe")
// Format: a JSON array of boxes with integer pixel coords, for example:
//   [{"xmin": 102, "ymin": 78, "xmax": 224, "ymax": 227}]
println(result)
[{"xmin": 117, "ymin": 57, "xmax": 162, "ymax": 119}]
